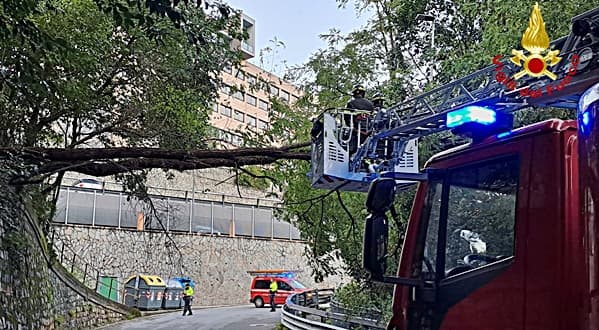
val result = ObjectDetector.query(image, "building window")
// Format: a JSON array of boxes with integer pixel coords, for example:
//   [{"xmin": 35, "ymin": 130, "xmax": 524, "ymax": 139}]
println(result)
[
  {"xmin": 222, "ymin": 62, "xmax": 232, "ymax": 74},
  {"xmin": 246, "ymin": 94, "xmax": 257, "ymax": 107},
  {"xmin": 232, "ymin": 135, "xmax": 243, "ymax": 146},
  {"xmin": 233, "ymin": 89, "xmax": 244, "ymax": 101},
  {"xmin": 235, "ymin": 69, "xmax": 245, "ymax": 81},
  {"xmin": 269, "ymin": 85, "xmax": 279, "ymax": 97},
  {"xmin": 280, "ymin": 90, "xmax": 290, "ymax": 102},
  {"xmin": 258, "ymin": 119, "xmax": 268, "ymax": 130},
  {"xmin": 233, "ymin": 110, "xmax": 244, "ymax": 122},
  {"xmin": 218, "ymin": 130, "xmax": 232, "ymax": 143},
  {"xmin": 246, "ymin": 115, "xmax": 256, "ymax": 127},
  {"xmin": 260, "ymin": 78, "xmax": 270, "ymax": 93},
  {"xmin": 247, "ymin": 74, "xmax": 257, "ymax": 85},
  {"xmin": 220, "ymin": 105, "xmax": 232, "ymax": 117},
  {"xmin": 291, "ymin": 95, "xmax": 298, "ymax": 104},
  {"xmin": 211, "ymin": 103, "xmax": 218, "ymax": 112},
  {"xmin": 258, "ymin": 99, "xmax": 268, "ymax": 111},
  {"xmin": 220, "ymin": 84, "xmax": 231, "ymax": 96}
]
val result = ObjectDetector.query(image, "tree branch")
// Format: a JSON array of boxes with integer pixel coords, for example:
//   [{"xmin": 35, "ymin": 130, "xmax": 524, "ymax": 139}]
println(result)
[{"xmin": 1, "ymin": 145, "xmax": 311, "ymax": 179}]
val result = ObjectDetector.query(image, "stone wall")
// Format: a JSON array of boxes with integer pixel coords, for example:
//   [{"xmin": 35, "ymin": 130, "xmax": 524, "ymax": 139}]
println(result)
[
  {"xmin": 48, "ymin": 269, "xmax": 127, "ymax": 329},
  {"xmin": 54, "ymin": 225, "xmax": 348, "ymax": 306},
  {"xmin": 0, "ymin": 163, "xmax": 133, "ymax": 330}
]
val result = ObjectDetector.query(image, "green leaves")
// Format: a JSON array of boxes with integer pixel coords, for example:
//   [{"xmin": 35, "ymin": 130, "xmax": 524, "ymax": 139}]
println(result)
[
  {"xmin": 0, "ymin": 0, "xmax": 241, "ymax": 149},
  {"xmin": 143, "ymin": 87, "xmax": 210, "ymax": 149}
]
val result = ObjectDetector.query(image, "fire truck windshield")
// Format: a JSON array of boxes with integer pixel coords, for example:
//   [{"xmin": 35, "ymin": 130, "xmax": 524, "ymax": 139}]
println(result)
[{"xmin": 419, "ymin": 156, "xmax": 520, "ymax": 279}]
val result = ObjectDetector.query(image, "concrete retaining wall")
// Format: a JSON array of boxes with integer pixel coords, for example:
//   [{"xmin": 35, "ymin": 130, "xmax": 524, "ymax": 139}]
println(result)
[{"xmin": 53, "ymin": 225, "xmax": 346, "ymax": 306}]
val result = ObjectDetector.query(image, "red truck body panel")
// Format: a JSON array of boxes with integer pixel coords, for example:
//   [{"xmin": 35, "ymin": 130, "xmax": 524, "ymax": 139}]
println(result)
[{"xmin": 390, "ymin": 119, "xmax": 592, "ymax": 329}]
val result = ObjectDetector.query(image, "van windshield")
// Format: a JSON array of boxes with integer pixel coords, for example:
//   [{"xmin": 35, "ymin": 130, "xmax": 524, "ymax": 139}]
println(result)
[{"xmin": 289, "ymin": 279, "xmax": 306, "ymax": 289}]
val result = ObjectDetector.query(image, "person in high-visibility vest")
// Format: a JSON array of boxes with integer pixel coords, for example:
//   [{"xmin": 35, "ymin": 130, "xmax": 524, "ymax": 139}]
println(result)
[
  {"xmin": 182, "ymin": 283, "xmax": 194, "ymax": 316},
  {"xmin": 269, "ymin": 278, "xmax": 278, "ymax": 312}
]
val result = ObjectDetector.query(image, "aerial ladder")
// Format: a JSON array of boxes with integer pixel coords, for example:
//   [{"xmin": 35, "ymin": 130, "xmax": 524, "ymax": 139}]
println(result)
[{"xmin": 310, "ymin": 5, "xmax": 599, "ymax": 193}]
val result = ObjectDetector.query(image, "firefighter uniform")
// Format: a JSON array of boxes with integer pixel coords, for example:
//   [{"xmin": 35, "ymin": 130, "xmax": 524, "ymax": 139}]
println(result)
[
  {"xmin": 269, "ymin": 280, "xmax": 278, "ymax": 312},
  {"xmin": 182, "ymin": 284, "xmax": 194, "ymax": 316}
]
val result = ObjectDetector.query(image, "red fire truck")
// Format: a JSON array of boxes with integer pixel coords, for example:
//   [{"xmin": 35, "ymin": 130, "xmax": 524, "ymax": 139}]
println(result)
[{"xmin": 310, "ymin": 4, "xmax": 599, "ymax": 330}]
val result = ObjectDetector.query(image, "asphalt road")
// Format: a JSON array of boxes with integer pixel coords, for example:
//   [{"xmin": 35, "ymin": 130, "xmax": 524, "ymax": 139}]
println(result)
[{"xmin": 99, "ymin": 305, "xmax": 282, "ymax": 330}]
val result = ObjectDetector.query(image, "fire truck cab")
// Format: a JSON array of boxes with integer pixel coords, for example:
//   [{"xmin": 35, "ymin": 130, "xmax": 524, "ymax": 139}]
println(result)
[
  {"xmin": 310, "ymin": 4, "xmax": 599, "ymax": 329},
  {"xmin": 368, "ymin": 118, "xmax": 581, "ymax": 329}
]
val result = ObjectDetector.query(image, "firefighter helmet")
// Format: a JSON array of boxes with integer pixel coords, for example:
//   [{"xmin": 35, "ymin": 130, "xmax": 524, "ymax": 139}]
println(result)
[
  {"xmin": 372, "ymin": 92, "xmax": 385, "ymax": 102},
  {"xmin": 352, "ymin": 83, "xmax": 366, "ymax": 95}
]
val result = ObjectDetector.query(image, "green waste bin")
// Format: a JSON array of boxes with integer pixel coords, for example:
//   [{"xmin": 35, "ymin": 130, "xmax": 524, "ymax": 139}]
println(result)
[
  {"xmin": 162, "ymin": 278, "xmax": 184, "ymax": 309},
  {"xmin": 123, "ymin": 275, "xmax": 166, "ymax": 310},
  {"xmin": 97, "ymin": 276, "xmax": 119, "ymax": 302}
]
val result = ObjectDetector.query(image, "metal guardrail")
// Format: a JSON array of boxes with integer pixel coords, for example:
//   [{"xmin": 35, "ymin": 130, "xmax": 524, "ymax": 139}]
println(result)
[
  {"xmin": 329, "ymin": 299, "xmax": 384, "ymax": 329},
  {"xmin": 281, "ymin": 289, "xmax": 386, "ymax": 330}
]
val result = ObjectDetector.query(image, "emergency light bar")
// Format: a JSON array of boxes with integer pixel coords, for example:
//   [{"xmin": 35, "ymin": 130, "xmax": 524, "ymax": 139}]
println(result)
[
  {"xmin": 446, "ymin": 105, "xmax": 514, "ymax": 142},
  {"xmin": 246, "ymin": 270, "xmax": 302, "ymax": 278},
  {"xmin": 446, "ymin": 106, "xmax": 497, "ymax": 128}
]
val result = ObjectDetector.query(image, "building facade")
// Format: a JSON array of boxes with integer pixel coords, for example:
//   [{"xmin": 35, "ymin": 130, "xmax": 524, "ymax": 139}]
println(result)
[{"xmin": 210, "ymin": 12, "xmax": 302, "ymax": 147}]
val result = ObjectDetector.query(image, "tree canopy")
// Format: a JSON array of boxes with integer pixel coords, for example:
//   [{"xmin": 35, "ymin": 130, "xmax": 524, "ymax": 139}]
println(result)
[{"xmin": 3, "ymin": 0, "xmax": 597, "ymax": 295}]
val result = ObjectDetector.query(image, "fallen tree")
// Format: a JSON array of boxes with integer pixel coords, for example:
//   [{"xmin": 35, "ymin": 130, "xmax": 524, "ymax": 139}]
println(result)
[{"xmin": 3, "ymin": 143, "xmax": 310, "ymax": 180}]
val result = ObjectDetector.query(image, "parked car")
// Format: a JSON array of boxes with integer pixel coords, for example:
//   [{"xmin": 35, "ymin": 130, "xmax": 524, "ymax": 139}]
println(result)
[
  {"xmin": 194, "ymin": 225, "xmax": 222, "ymax": 235},
  {"xmin": 248, "ymin": 270, "xmax": 308, "ymax": 308},
  {"xmin": 72, "ymin": 178, "xmax": 104, "ymax": 190}
]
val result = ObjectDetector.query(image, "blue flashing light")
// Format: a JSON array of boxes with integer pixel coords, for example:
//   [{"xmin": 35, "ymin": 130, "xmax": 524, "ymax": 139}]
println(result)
[
  {"xmin": 583, "ymin": 111, "xmax": 590, "ymax": 126},
  {"xmin": 579, "ymin": 82, "xmax": 599, "ymax": 135},
  {"xmin": 580, "ymin": 110, "xmax": 593, "ymax": 135},
  {"xmin": 496, "ymin": 131, "xmax": 512, "ymax": 139},
  {"xmin": 446, "ymin": 106, "xmax": 497, "ymax": 128}
]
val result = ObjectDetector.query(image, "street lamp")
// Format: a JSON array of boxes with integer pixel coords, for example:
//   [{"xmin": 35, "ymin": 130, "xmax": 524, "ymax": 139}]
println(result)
[{"xmin": 416, "ymin": 14, "xmax": 435, "ymax": 48}]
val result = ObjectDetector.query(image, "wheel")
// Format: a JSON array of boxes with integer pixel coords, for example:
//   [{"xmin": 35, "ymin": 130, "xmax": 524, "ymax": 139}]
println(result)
[{"xmin": 254, "ymin": 296, "xmax": 264, "ymax": 308}]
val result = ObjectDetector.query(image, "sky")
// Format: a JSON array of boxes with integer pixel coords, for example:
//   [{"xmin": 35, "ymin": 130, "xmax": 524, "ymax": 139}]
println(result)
[{"xmin": 223, "ymin": 0, "xmax": 371, "ymax": 75}]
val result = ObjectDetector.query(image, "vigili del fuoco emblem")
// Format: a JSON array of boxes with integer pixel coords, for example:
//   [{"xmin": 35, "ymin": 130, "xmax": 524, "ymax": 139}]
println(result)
[{"xmin": 510, "ymin": 2, "xmax": 562, "ymax": 80}]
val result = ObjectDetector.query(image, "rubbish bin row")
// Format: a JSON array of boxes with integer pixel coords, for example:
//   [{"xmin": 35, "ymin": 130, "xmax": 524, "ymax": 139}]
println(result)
[{"xmin": 122, "ymin": 274, "xmax": 195, "ymax": 310}]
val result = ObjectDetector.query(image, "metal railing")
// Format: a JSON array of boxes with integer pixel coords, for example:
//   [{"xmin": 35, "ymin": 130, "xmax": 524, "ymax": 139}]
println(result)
[
  {"xmin": 53, "ymin": 186, "xmax": 301, "ymax": 240},
  {"xmin": 281, "ymin": 289, "xmax": 385, "ymax": 330},
  {"xmin": 50, "ymin": 228, "xmax": 184, "ymax": 309},
  {"xmin": 49, "ymin": 228, "xmax": 126, "ymax": 302},
  {"xmin": 329, "ymin": 299, "xmax": 384, "ymax": 329}
]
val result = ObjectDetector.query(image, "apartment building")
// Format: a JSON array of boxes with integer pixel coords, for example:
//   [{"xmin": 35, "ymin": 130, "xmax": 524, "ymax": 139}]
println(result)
[{"xmin": 210, "ymin": 12, "xmax": 302, "ymax": 147}]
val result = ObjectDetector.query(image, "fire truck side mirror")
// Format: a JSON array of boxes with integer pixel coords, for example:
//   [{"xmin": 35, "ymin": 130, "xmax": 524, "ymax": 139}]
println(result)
[
  {"xmin": 363, "ymin": 179, "xmax": 423, "ymax": 287},
  {"xmin": 365, "ymin": 178, "xmax": 396, "ymax": 214},
  {"xmin": 363, "ymin": 213, "xmax": 389, "ymax": 280}
]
